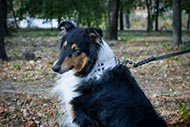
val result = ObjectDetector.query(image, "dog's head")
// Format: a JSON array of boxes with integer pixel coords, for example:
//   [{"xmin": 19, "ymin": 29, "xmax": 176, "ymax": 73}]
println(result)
[{"xmin": 52, "ymin": 21, "xmax": 103, "ymax": 77}]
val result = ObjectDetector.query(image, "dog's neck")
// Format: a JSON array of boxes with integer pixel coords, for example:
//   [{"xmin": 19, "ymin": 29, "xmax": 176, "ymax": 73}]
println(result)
[{"xmin": 85, "ymin": 40, "xmax": 116, "ymax": 80}]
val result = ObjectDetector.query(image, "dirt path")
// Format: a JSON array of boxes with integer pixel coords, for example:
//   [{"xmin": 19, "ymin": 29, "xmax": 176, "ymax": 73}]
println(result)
[{"xmin": 0, "ymin": 80, "xmax": 53, "ymax": 96}]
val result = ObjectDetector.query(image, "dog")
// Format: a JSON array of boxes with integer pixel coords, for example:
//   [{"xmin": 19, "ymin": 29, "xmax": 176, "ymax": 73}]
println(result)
[{"xmin": 51, "ymin": 21, "xmax": 167, "ymax": 127}]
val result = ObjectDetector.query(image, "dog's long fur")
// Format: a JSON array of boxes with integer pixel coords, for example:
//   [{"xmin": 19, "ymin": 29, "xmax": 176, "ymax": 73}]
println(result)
[{"xmin": 52, "ymin": 21, "xmax": 167, "ymax": 127}]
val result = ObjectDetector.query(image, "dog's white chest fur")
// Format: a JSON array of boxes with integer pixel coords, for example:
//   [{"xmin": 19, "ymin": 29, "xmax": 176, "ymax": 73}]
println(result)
[
  {"xmin": 52, "ymin": 71, "xmax": 81, "ymax": 127},
  {"xmin": 52, "ymin": 40, "xmax": 116, "ymax": 127},
  {"xmin": 55, "ymin": 71, "xmax": 80, "ymax": 102}
]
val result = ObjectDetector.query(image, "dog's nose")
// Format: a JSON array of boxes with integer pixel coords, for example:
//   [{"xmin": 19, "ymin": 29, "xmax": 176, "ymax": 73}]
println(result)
[{"xmin": 52, "ymin": 64, "xmax": 61, "ymax": 72}]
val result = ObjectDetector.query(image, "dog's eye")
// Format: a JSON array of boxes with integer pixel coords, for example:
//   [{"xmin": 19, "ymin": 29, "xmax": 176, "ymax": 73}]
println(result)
[
  {"xmin": 60, "ymin": 45, "xmax": 66, "ymax": 51},
  {"xmin": 63, "ymin": 46, "xmax": 66, "ymax": 50}
]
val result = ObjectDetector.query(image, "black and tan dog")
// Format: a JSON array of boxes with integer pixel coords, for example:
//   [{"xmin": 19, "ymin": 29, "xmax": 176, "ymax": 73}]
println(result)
[{"xmin": 52, "ymin": 21, "xmax": 167, "ymax": 127}]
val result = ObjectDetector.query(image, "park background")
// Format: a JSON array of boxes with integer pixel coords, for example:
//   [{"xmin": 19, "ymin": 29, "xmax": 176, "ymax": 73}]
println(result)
[{"xmin": 0, "ymin": 0, "xmax": 190, "ymax": 127}]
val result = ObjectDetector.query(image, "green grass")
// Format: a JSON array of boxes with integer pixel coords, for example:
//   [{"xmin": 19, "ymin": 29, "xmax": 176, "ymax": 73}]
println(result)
[
  {"xmin": 119, "ymin": 35, "xmax": 141, "ymax": 43},
  {"xmin": 180, "ymin": 44, "xmax": 190, "ymax": 50},
  {"xmin": 179, "ymin": 103, "xmax": 189, "ymax": 120},
  {"xmin": 13, "ymin": 64, "xmax": 22, "ymax": 70},
  {"xmin": 11, "ymin": 28, "xmax": 59, "ymax": 38},
  {"xmin": 161, "ymin": 43, "xmax": 172, "ymax": 51}
]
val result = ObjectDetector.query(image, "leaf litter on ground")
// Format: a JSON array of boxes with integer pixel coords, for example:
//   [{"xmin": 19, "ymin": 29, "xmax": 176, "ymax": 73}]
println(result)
[{"xmin": 0, "ymin": 30, "xmax": 190, "ymax": 127}]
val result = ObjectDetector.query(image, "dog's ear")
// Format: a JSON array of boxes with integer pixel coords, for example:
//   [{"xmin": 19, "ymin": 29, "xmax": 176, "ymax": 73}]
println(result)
[
  {"xmin": 57, "ymin": 20, "xmax": 76, "ymax": 41},
  {"xmin": 86, "ymin": 28, "xmax": 103, "ymax": 42},
  {"xmin": 58, "ymin": 20, "xmax": 76, "ymax": 32}
]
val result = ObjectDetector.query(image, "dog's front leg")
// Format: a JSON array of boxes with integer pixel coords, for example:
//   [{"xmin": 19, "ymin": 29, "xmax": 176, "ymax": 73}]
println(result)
[{"xmin": 71, "ymin": 105, "xmax": 100, "ymax": 127}]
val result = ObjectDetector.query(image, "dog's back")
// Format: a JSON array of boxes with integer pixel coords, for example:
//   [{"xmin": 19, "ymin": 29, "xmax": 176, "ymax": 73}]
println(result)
[{"xmin": 71, "ymin": 65, "xmax": 167, "ymax": 127}]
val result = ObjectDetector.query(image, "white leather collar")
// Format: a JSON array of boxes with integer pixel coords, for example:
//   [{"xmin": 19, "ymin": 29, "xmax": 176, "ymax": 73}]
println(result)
[{"xmin": 85, "ymin": 40, "xmax": 116, "ymax": 80}]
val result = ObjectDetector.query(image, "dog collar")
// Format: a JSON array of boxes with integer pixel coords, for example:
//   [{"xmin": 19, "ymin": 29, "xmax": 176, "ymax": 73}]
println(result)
[
  {"xmin": 86, "ymin": 57, "xmax": 116, "ymax": 80},
  {"xmin": 86, "ymin": 40, "xmax": 116, "ymax": 80},
  {"xmin": 94, "ymin": 57, "xmax": 116, "ymax": 73}
]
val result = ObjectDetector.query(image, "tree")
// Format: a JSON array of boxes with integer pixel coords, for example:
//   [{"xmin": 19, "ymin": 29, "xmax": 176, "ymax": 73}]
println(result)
[
  {"xmin": 125, "ymin": 12, "xmax": 130, "ymax": 29},
  {"xmin": 172, "ymin": 0, "xmax": 182, "ymax": 46},
  {"xmin": 121, "ymin": 0, "xmax": 140, "ymax": 30},
  {"xmin": 7, "ymin": 0, "xmax": 19, "ymax": 28},
  {"xmin": 38, "ymin": 0, "xmax": 106, "ymax": 27},
  {"xmin": 188, "ymin": 13, "xmax": 190, "ymax": 30},
  {"xmin": 0, "ymin": 0, "xmax": 8, "ymax": 60},
  {"xmin": 181, "ymin": 0, "xmax": 190, "ymax": 30},
  {"xmin": 108, "ymin": 0, "xmax": 120, "ymax": 40},
  {"xmin": 42, "ymin": 0, "xmax": 69, "ymax": 21},
  {"xmin": 146, "ymin": 0, "xmax": 153, "ymax": 32},
  {"xmin": 155, "ymin": 0, "xmax": 159, "ymax": 31},
  {"xmin": 119, "ymin": 3, "xmax": 124, "ymax": 30},
  {"xmin": 2, "ymin": 0, "xmax": 8, "ymax": 35},
  {"xmin": 73, "ymin": 0, "xmax": 106, "ymax": 27}
]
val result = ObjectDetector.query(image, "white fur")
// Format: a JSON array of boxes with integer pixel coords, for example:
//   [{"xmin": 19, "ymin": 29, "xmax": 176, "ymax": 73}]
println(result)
[
  {"xmin": 86, "ymin": 40, "xmax": 116, "ymax": 80},
  {"xmin": 52, "ymin": 39, "xmax": 116, "ymax": 127},
  {"xmin": 52, "ymin": 70, "xmax": 81, "ymax": 127}
]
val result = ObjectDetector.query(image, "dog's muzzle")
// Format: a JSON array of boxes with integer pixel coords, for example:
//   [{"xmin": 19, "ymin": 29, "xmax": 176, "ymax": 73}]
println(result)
[
  {"xmin": 52, "ymin": 60, "xmax": 73, "ymax": 74},
  {"xmin": 52, "ymin": 65, "xmax": 60, "ymax": 73}
]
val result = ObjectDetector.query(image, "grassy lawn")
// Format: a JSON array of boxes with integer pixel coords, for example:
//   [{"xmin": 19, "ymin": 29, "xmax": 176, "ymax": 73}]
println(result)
[{"xmin": 0, "ymin": 29, "xmax": 190, "ymax": 127}]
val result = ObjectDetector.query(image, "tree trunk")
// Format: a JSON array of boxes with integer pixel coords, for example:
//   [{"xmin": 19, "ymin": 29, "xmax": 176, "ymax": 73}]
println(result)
[
  {"xmin": 146, "ymin": 0, "xmax": 153, "ymax": 32},
  {"xmin": 108, "ymin": 0, "xmax": 119, "ymax": 40},
  {"xmin": 155, "ymin": 0, "xmax": 159, "ymax": 31},
  {"xmin": 188, "ymin": 13, "xmax": 190, "ymax": 30},
  {"xmin": 120, "ymin": 5, "xmax": 124, "ymax": 30},
  {"xmin": 9, "ymin": 0, "xmax": 19, "ymax": 29},
  {"xmin": 125, "ymin": 12, "xmax": 130, "ymax": 29},
  {"xmin": 0, "ymin": 0, "xmax": 8, "ymax": 60},
  {"xmin": 2, "ymin": 0, "xmax": 8, "ymax": 35},
  {"xmin": 12, "ymin": 9, "xmax": 19, "ymax": 29},
  {"xmin": 172, "ymin": 0, "xmax": 182, "ymax": 46}
]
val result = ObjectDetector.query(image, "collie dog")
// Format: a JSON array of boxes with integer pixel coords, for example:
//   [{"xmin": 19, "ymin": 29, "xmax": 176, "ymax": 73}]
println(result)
[{"xmin": 51, "ymin": 21, "xmax": 167, "ymax": 127}]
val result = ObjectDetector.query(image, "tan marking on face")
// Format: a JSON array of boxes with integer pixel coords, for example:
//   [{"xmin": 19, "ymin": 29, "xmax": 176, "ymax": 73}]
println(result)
[
  {"xmin": 61, "ymin": 52, "xmax": 88, "ymax": 73},
  {"xmin": 71, "ymin": 44, "xmax": 78, "ymax": 50},
  {"xmin": 63, "ymin": 41, "xmax": 68, "ymax": 47}
]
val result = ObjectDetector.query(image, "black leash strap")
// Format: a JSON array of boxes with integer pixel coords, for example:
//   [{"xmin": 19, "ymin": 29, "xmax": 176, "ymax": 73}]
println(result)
[{"xmin": 121, "ymin": 49, "xmax": 190, "ymax": 68}]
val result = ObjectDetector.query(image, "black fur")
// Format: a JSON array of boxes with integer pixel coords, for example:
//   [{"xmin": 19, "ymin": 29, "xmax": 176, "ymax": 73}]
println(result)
[
  {"xmin": 58, "ymin": 20, "xmax": 76, "ymax": 31},
  {"xmin": 71, "ymin": 65, "xmax": 167, "ymax": 127}
]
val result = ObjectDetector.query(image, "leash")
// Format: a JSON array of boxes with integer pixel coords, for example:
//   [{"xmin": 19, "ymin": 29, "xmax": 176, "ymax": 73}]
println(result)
[{"xmin": 116, "ymin": 49, "xmax": 190, "ymax": 68}]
